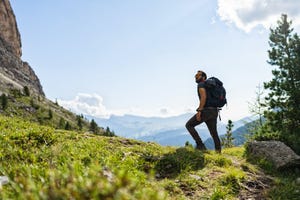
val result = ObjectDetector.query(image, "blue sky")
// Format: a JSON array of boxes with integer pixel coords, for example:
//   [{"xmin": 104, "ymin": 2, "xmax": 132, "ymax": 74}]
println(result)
[{"xmin": 10, "ymin": 0, "xmax": 300, "ymax": 121}]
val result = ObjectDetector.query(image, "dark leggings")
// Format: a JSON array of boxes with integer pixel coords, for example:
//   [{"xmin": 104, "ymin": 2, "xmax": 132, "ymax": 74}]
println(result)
[{"xmin": 185, "ymin": 109, "xmax": 221, "ymax": 151}]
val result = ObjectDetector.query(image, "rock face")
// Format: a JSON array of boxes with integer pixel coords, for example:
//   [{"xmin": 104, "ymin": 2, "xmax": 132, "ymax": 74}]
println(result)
[
  {"xmin": 247, "ymin": 140, "xmax": 300, "ymax": 170},
  {"xmin": 0, "ymin": 0, "xmax": 21, "ymax": 57},
  {"xmin": 0, "ymin": 0, "xmax": 44, "ymax": 96}
]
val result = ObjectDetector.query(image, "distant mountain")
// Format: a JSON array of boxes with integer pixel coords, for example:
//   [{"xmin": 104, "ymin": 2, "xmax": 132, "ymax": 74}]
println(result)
[
  {"xmin": 139, "ymin": 127, "xmax": 207, "ymax": 147},
  {"xmin": 93, "ymin": 113, "xmax": 195, "ymax": 139},
  {"xmin": 93, "ymin": 113, "xmax": 256, "ymax": 147}
]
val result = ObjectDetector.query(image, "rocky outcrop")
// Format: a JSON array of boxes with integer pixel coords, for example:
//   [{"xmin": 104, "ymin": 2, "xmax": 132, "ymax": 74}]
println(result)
[
  {"xmin": 0, "ymin": 0, "xmax": 21, "ymax": 57},
  {"xmin": 0, "ymin": 0, "xmax": 44, "ymax": 96},
  {"xmin": 247, "ymin": 140, "xmax": 300, "ymax": 170}
]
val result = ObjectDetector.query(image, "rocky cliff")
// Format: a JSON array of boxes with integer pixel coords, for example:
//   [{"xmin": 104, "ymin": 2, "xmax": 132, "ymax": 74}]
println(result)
[
  {"xmin": 0, "ymin": 0, "xmax": 21, "ymax": 57},
  {"xmin": 0, "ymin": 0, "xmax": 44, "ymax": 96}
]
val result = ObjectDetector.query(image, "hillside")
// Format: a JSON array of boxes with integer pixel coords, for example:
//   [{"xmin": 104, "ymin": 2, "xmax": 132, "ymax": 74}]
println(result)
[
  {"xmin": 0, "ymin": 0, "xmax": 108, "ymax": 135},
  {"xmin": 0, "ymin": 88, "xmax": 101, "ymax": 133},
  {"xmin": 1, "ymin": 115, "xmax": 299, "ymax": 199}
]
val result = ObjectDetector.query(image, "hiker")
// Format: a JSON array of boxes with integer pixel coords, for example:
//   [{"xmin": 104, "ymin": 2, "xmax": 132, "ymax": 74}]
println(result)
[{"xmin": 185, "ymin": 70, "xmax": 222, "ymax": 153}]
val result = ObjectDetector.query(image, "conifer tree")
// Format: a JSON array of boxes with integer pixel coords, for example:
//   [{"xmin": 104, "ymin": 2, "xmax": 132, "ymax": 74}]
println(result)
[
  {"xmin": 76, "ymin": 115, "xmax": 83, "ymax": 130},
  {"xmin": 23, "ymin": 86, "xmax": 30, "ymax": 96},
  {"xmin": 89, "ymin": 119, "xmax": 99, "ymax": 134},
  {"xmin": 1, "ymin": 93, "xmax": 8, "ymax": 110},
  {"xmin": 65, "ymin": 121, "xmax": 71, "ymax": 130},
  {"xmin": 104, "ymin": 127, "xmax": 115, "ymax": 137},
  {"xmin": 222, "ymin": 120, "xmax": 234, "ymax": 148},
  {"xmin": 247, "ymin": 84, "xmax": 267, "ymax": 138},
  {"xmin": 48, "ymin": 109, "xmax": 53, "ymax": 119},
  {"xmin": 58, "ymin": 117, "xmax": 65, "ymax": 129},
  {"xmin": 263, "ymin": 14, "xmax": 300, "ymax": 152},
  {"xmin": 248, "ymin": 84, "xmax": 266, "ymax": 127}
]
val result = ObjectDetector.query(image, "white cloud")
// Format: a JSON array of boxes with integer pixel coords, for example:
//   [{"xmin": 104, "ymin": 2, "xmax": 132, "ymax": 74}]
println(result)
[
  {"xmin": 58, "ymin": 93, "xmax": 110, "ymax": 118},
  {"xmin": 56, "ymin": 93, "xmax": 250, "ymax": 121},
  {"xmin": 217, "ymin": 0, "xmax": 300, "ymax": 32},
  {"xmin": 57, "ymin": 93, "xmax": 193, "ymax": 119}
]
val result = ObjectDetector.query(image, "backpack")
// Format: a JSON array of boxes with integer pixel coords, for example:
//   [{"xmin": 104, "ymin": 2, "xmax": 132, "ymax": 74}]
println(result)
[{"xmin": 204, "ymin": 77, "xmax": 227, "ymax": 108}]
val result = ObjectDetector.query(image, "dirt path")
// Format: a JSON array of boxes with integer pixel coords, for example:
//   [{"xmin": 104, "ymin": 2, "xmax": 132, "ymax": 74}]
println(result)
[
  {"xmin": 226, "ymin": 155, "xmax": 274, "ymax": 199},
  {"xmin": 181, "ymin": 154, "xmax": 274, "ymax": 200}
]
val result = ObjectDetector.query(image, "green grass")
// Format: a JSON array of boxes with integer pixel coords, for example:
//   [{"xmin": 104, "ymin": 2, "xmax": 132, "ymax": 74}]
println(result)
[
  {"xmin": 244, "ymin": 155, "xmax": 300, "ymax": 200},
  {"xmin": 0, "ymin": 115, "xmax": 299, "ymax": 199},
  {"xmin": 0, "ymin": 91, "xmax": 93, "ymax": 132},
  {"xmin": 0, "ymin": 116, "xmax": 169, "ymax": 199}
]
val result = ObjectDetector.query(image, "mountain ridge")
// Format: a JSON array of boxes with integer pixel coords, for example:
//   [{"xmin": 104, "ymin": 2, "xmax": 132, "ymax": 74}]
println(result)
[{"xmin": 93, "ymin": 112, "xmax": 256, "ymax": 147}]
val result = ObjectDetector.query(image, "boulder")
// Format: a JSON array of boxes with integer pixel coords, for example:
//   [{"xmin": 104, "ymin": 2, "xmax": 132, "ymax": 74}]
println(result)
[{"xmin": 247, "ymin": 140, "xmax": 300, "ymax": 170}]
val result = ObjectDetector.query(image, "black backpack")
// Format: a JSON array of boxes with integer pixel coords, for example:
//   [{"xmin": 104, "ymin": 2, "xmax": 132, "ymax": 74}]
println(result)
[{"xmin": 204, "ymin": 77, "xmax": 227, "ymax": 108}]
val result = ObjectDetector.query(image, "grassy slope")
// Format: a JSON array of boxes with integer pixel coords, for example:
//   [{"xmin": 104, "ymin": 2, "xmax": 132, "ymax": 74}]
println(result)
[
  {"xmin": 0, "ymin": 92, "xmax": 299, "ymax": 199},
  {"xmin": 3, "ymin": 115, "xmax": 297, "ymax": 199},
  {"xmin": 0, "ymin": 91, "xmax": 95, "ymax": 132}
]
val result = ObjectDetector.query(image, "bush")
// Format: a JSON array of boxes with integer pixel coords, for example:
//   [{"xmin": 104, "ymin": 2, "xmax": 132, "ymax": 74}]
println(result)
[
  {"xmin": 155, "ymin": 147, "xmax": 204, "ymax": 178},
  {"xmin": 23, "ymin": 86, "xmax": 30, "ymax": 96},
  {"xmin": 1, "ymin": 93, "xmax": 8, "ymax": 110}
]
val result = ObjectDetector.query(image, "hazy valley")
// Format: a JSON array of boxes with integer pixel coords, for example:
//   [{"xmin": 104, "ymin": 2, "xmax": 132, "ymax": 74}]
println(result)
[{"xmin": 93, "ymin": 113, "xmax": 256, "ymax": 148}]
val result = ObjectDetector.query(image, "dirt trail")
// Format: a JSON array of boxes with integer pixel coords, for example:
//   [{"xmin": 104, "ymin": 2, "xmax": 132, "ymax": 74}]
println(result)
[{"xmin": 181, "ymin": 154, "xmax": 274, "ymax": 200}]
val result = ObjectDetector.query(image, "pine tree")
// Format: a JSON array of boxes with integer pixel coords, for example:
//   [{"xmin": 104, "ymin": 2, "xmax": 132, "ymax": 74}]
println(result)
[
  {"xmin": 76, "ymin": 115, "xmax": 83, "ymax": 130},
  {"xmin": 222, "ymin": 120, "xmax": 234, "ymax": 148},
  {"xmin": 58, "ymin": 117, "xmax": 65, "ymax": 129},
  {"xmin": 65, "ymin": 121, "xmax": 71, "ymax": 130},
  {"xmin": 89, "ymin": 119, "xmax": 99, "ymax": 134},
  {"xmin": 1, "ymin": 93, "xmax": 8, "ymax": 110},
  {"xmin": 247, "ymin": 84, "xmax": 267, "ymax": 138},
  {"xmin": 48, "ymin": 109, "xmax": 53, "ymax": 119},
  {"xmin": 263, "ymin": 14, "xmax": 300, "ymax": 152},
  {"xmin": 248, "ymin": 84, "xmax": 266, "ymax": 127},
  {"xmin": 23, "ymin": 86, "xmax": 30, "ymax": 96},
  {"xmin": 104, "ymin": 127, "xmax": 115, "ymax": 137}
]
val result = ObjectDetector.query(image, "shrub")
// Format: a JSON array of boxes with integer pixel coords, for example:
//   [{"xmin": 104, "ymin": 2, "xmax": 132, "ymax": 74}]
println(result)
[
  {"xmin": 1, "ymin": 93, "xmax": 8, "ymax": 110},
  {"xmin": 23, "ymin": 86, "xmax": 30, "ymax": 96}
]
